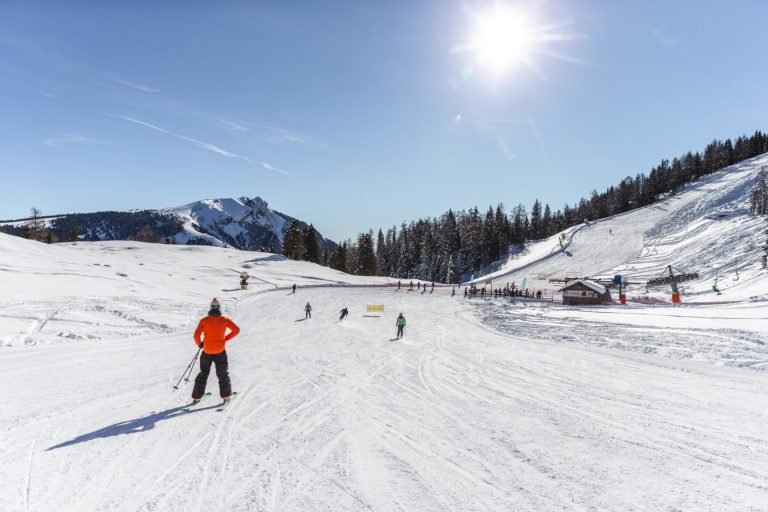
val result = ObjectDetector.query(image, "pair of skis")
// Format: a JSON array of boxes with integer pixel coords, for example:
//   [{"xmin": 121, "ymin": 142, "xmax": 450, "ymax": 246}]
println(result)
[{"xmin": 185, "ymin": 391, "xmax": 237, "ymax": 412}]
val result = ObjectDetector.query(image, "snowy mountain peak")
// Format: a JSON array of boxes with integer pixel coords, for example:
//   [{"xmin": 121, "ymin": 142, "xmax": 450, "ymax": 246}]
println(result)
[
  {"xmin": 0, "ymin": 195, "xmax": 333, "ymax": 253},
  {"xmin": 169, "ymin": 195, "xmax": 330, "ymax": 251}
]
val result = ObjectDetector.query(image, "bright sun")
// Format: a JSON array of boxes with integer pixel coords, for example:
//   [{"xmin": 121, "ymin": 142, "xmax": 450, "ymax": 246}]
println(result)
[
  {"xmin": 452, "ymin": 1, "xmax": 584, "ymax": 80},
  {"xmin": 471, "ymin": 5, "xmax": 534, "ymax": 72}
]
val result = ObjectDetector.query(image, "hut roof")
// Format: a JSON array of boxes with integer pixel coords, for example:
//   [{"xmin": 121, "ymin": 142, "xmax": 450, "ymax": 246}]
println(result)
[{"xmin": 558, "ymin": 279, "xmax": 607, "ymax": 294}]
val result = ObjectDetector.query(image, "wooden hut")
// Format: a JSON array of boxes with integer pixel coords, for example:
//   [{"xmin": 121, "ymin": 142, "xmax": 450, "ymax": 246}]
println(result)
[{"xmin": 558, "ymin": 279, "xmax": 612, "ymax": 305}]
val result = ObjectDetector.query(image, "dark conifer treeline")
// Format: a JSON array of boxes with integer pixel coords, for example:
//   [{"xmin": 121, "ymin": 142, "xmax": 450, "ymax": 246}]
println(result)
[
  {"xmin": 321, "ymin": 131, "xmax": 768, "ymax": 282},
  {"xmin": 751, "ymin": 165, "xmax": 768, "ymax": 268},
  {"xmin": 0, "ymin": 210, "xmax": 183, "ymax": 244}
]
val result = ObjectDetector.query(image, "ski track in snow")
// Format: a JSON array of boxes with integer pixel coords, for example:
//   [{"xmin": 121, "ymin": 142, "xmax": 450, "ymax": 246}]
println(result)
[
  {"xmin": 4, "ymin": 287, "xmax": 766, "ymax": 511},
  {"xmin": 2, "ymin": 155, "xmax": 768, "ymax": 510}
]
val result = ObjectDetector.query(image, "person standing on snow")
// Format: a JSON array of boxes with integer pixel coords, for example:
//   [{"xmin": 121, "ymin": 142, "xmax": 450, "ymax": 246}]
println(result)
[
  {"xmin": 339, "ymin": 307, "xmax": 349, "ymax": 321},
  {"xmin": 305, "ymin": 302, "xmax": 312, "ymax": 319},
  {"xmin": 292, "ymin": 283, "xmax": 296, "ymax": 294},
  {"xmin": 191, "ymin": 298, "xmax": 240, "ymax": 404},
  {"xmin": 395, "ymin": 313, "xmax": 406, "ymax": 339}
]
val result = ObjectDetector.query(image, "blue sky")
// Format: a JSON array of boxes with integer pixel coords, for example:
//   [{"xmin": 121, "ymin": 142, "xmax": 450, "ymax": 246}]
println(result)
[{"xmin": 1, "ymin": 0, "xmax": 766, "ymax": 242}]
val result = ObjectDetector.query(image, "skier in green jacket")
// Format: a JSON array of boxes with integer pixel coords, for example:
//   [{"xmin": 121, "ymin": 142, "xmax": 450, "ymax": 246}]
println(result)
[{"xmin": 395, "ymin": 313, "xmax": 406, "ymax": 339}]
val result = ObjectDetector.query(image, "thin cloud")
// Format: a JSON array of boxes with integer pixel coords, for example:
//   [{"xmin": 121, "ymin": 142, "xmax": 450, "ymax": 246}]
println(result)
[
  {"xmin": 113, "ymin": 78, "xmax": 160, "ymax": 93},
  {"xmin": 217, "ymin": 118, "xmax": 249, "ymax": 134},
  {"xmin": 260, "ymin": 162, "xmax": 290, "ymax": 175},
  {"xmin": 259, "ymin": 125, "xmax": 331, "ymax": 150},
  {"xmin": 107, "ymin": 114, "xmax": 292, "ymax": 176},
  {"xmin": 42, "ymin": 133, "xmax": 114, "ymax": 147}
]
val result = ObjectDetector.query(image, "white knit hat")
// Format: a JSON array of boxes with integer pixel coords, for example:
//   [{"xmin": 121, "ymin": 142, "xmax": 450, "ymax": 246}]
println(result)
[{"xmin": 210, "ymin": 297, "xmax": 221, "ymax": 311}]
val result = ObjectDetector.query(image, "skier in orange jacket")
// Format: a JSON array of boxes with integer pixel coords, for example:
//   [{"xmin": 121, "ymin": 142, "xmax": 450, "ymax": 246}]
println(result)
[{"xmin": 191, "ymin": 298, "xmax": 240, "ymax": 403}]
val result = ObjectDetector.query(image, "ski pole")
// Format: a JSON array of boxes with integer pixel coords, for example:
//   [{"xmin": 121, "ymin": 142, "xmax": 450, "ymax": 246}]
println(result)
[{"xmin": 173, "ymin": 345, "xmax": 202, "ymax": 390}]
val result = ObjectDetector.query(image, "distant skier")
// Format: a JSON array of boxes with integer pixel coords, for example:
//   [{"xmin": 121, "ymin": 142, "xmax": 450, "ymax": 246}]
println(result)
[
  {"xmin": 305, "ymin": 302, "xmax": 312, "ymax": 319},
  {"xmin": 409, "ymin": 280, "xmax": 414, "ymax": 291},
  {"xmin": 396, "ymin": 280, "xmax": 401, "ymax": 291},
  {"xmin": 421, "ymin": 284, "xmax": 426, "ymax": 294},
  {"xmin": 292, "ymin": 283, "xmax": 296, "ymax": 294},
  {"xmin": 395, "ymin": 313, "xmax": 406, "ymax": 339},
  {"xmin": 417, "ymin": 282, "xmax": 421, "ymax": 291},
  {"xmin": 451, "ymin": 287, "xmax": 456, "ymax": 297},
  {"xmin": 430, "ymin": 281, "xmax": 435, "ymax": 293},
  {"xmin": 191, "ymin": 298, "xmax": 240, "ymax": 404},
  {"xmin": 339, "ymin": 307, "xmax": 349, "ymax": 321}
]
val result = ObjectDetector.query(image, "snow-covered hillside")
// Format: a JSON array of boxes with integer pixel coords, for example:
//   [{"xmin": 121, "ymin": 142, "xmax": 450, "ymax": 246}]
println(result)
[
  {"xmin": 0, "ymin": 234, "xmax": 387, "ymax": 348},
  {"xmin": 2, "ymin": 156, "xmax": 768, "ymax": 511},
  {"xmin": 477, "ymin": 153, "xmax": 768, "ymax": 302}
]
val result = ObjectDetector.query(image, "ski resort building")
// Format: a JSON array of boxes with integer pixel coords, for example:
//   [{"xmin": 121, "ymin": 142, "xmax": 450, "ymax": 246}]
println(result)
[{"xmin": 558, "ymin": 279, "xmax": 613, "ymax": 305}]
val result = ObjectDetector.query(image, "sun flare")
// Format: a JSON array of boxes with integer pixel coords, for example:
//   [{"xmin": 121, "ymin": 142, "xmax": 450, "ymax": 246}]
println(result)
[
  {"xmin": 471, "ymin": 6, "xmax": 534, "ymax": 72},
  {"xmin": 452, "ymin": 1, "xmax": 585, "ymax": 80}
]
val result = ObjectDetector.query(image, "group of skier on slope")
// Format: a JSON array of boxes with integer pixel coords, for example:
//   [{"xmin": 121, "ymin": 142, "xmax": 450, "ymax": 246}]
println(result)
[{"xmin": 189, "ymin": 285, "xmax": 407, "ymax": 405}]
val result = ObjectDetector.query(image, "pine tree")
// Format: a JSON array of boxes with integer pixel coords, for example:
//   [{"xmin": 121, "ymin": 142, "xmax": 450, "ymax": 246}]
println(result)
[
  {"xmin": 482, "ymin": 206, "xmax": 498, "ymax": 266},
  {"xmin": 329, "ymin": 242, "xmax": 349, "ymax": 272},
  {"xmin": 282, "ymin": 220, "xmax": 307, "ymax": 260},
  {"xmin": 375, "ymin": 229, "xmax": 386, "ymax": 276},
  {"xmin": 510, "ymin": 204, "xmax": 526, "ymax": 246},
  {"xmin": 529, "ymin": 200, "xmax": 542, "ymax": 240},
  {"xmin": 24, "ymin": 207, "xmax": 46, "ymax": 241},
  {"xmin": 302, "ymin": 224, "xmax": 321, "ymax": 263},
  {"xmin": 345, "ymin": 240, "xmax": 358, "ymax": 274},
  {"xmin": 494, "ymin": 205, "xmax": 509, "ymax": 255},
  {"xmin": 750, "ymin": 166, "xmax": 768, "ymax": 216},
  {"xmin": 542, "ymin": 204, "xmax": 552, "ymax": 238},
  {"xmin": 356, "ymin": 231, "xmax": 377, "ymax": 276},
  {"xmin": 397, "ymin": 223, "xmax": 413, "ymax": 278}
]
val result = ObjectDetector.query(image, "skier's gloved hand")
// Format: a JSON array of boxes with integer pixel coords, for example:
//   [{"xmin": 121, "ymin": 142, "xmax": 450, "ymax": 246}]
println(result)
[{"xmin": 198, "ymin": 343, "xmax": 203, "ymax": 349}]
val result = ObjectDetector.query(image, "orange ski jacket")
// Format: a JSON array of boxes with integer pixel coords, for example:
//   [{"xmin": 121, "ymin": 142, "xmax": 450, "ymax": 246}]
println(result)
[{"xmin": 193, "ymin": 315, "xmax": 240, "ymax": 354}]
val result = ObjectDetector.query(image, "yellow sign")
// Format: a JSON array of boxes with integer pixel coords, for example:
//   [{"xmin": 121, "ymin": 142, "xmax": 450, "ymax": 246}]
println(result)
[{"xmin": 366, "ymin": 304, "xmax": 385, "ymax": 313}]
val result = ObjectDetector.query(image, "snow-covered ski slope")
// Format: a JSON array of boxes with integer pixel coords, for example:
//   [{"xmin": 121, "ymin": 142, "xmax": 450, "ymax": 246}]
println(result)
[
  {"xmin": 2, "ymin": 154, "xmax": 768, "ymax": 511},
  {"xmin": 479, "ymin": 153, "xmax": 768, "ymax": 301}
]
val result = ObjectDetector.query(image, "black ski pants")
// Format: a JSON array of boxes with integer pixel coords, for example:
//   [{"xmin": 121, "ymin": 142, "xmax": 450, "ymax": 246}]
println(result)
[
  {"xmin": 192, "ymin": 351, "xmax": 231, "ymax": 399},
  {"xmin": 396, "ymin": 325, "xmax": 404, "ymax": 338}
]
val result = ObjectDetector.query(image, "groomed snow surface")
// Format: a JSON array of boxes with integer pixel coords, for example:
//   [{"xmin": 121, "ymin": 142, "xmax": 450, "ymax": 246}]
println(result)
[{"xmin": 2, "ymin": 155, "xmax": 768, "ymax": 511}]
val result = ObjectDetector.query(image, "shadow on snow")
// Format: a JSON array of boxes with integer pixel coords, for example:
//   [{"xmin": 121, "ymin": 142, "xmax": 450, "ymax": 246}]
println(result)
[{"xmin": 46, "ymin": 403, "xmax": 221, "ymax": 450}]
